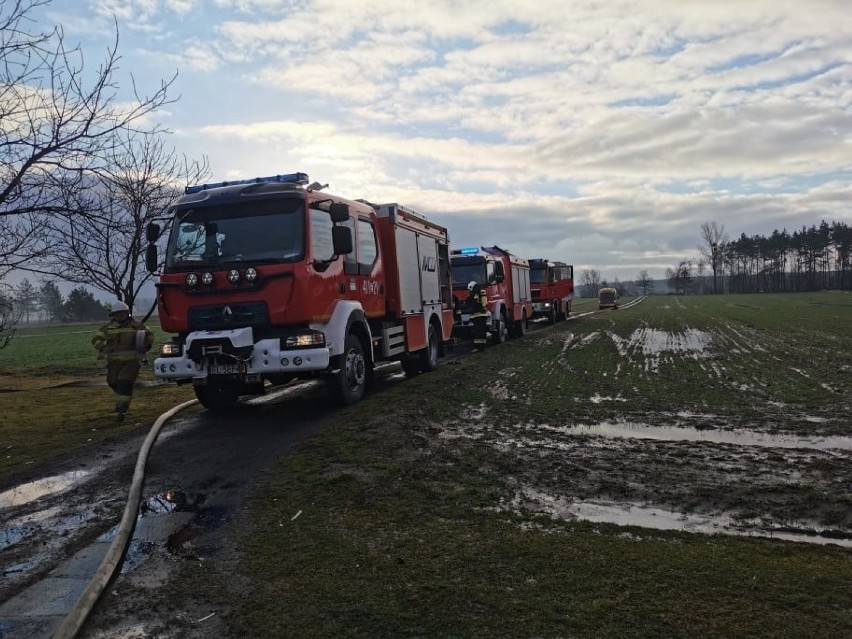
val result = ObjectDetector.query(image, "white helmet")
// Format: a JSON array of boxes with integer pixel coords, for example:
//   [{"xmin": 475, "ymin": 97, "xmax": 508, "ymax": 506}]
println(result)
[
  {"xmin": 110, "ymin": 301, "xmax": 130, "ymax": 315},
  {"xmin": 467, "ymin": 281, "xmax": 477, "ymax": 292}
]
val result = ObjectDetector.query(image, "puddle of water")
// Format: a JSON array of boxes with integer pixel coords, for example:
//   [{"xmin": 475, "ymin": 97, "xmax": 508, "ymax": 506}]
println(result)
[
  {"xmin": 569, "ymin": 422, "xmax": 852, "ymax": 451},
  {"xmin": 0, "ymin": 470, "xmax": 92, "ymax": 509},
  {"xmin": 2, "ymin": 559, "xmax": 36, "ymax": 577},
  {"xmin": 589, "ymin": 394, "xmax": 627, "ymax": 404},
  {"xmin": 514, "ymin": 489, "xmax": 852, "ymax": 548}
]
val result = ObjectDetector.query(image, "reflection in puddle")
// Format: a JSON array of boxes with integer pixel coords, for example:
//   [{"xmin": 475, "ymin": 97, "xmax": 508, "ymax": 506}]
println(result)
[
  {"xmin": 0, "ymin": 470, "xmax": 91, "ymax": 509},
  {"xmin": 570, "ymin": 422, "xmax": 852, "ymax": 451},
  {"xmin": 513, "ymin": 489, "xmax": 852, "ymax": 548}
]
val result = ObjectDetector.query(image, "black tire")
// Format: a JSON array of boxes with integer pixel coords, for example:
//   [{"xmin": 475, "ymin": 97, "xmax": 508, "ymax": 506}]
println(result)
[
  {"xmin": 419, "ymin": 325, "xmax": 439, "ymax": 372},
  {"xmin": 327, "ymin": 333, "xmax": 367, "ymax": 405},
  {"xmin": 194, "ymin": 384, "xmax": 240, "ymax": 410},
  {"xmin": 515, "ymin": 312, "xmax": 526, "ymax": 337},
  {"xmin": 401, "ymin": 357, "xmax": 421, "ymax": 378},
  {"xmin": 494, "ymin": 311, "xmax": 508, "ymax": 344}
]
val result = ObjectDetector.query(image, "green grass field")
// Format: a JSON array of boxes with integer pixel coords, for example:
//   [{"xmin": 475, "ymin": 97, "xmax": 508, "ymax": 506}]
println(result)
[{"xmin": 0, "ymin": 319, "xmax": 198, "ymax": 480}]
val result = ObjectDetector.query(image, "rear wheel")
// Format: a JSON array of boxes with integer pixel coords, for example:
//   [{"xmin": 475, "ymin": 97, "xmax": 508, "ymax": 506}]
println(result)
[
  {"xmin": 327, "ymin": 333, "xmax": 367, "ymax": 405},
  {"xmin": 420, "ymin": 325, "xmax": 440, "ymax": 372},
  {"xmin": 494, "ymin": 311, "xmax": 508, "ymax": 344},
  {"xmin": 515, "ymin": 312, "xmax": 527, "ymax": 337},
  {"xmin": 194, "ymin": 384, "xmax": 240, "ymax": 410}
]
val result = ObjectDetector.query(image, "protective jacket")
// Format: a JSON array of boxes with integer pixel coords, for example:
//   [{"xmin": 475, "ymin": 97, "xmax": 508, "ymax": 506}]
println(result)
[
  {"xmin": 92, "ymin": 317, "xmax": 153, "ymax": 362},
  {"xmin": 466, "ymin": 289, "xmax": 489, "ymax": 318}
]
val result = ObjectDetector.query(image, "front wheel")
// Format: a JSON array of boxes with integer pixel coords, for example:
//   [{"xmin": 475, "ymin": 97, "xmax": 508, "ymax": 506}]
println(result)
[
  {"xmin": 327, "ymin": 333, "xmax": 367, "ymax": 405},
  {"xmin": 194, "ymin": 384, "xmax": 240, "ymax": 411}
]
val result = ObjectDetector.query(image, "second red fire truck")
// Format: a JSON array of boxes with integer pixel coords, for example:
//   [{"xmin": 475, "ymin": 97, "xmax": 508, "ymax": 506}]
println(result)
[
  {"xmin": 529, "ymin": 258, "xmax": 574, "ymax": 323},
  {"xmin": 450, "ymin": 245, "xmax": 533, "ymax": 344},
  {"xmin": 145, "ymin": 172, "xmax": 454, "ymax": 410}
]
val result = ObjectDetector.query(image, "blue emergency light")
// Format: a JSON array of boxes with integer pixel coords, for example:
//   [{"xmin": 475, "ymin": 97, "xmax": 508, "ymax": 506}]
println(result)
[
  {"xmin": 185, "ymin": 172, "xmax": 309, "ymax": 194},
  {"xmin": 459, "ymin": 247, "xmax": 479, "ymax": 254}
]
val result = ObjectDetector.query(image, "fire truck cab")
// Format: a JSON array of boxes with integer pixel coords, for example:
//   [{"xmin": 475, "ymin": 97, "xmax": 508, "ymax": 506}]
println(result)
[
  {"xmin": 450, "ymin": 246, "xmax": 532, "ymax": 344},
  {"xmin": 529, "ymin": 259, "xmax": 574, "ymax": 323},
  {"xmin": 146, "ymin": 172, "xmax": 454, "ymax": 410}
]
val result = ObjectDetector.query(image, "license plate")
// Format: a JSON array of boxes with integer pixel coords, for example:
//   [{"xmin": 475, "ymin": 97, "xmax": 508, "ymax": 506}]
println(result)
[{"xmin": 208, "ymin": 363, "xmax": 244, "ymax": 375}]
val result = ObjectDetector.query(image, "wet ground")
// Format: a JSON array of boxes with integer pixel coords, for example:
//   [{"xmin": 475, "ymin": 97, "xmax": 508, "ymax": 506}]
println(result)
[
  {"xmin": 436, "ymin": 317, "xmax": 852, "ymax": 548},
  {"xmin": 2, "ymin": 308, "xmax": 850, "ymax": 637}
]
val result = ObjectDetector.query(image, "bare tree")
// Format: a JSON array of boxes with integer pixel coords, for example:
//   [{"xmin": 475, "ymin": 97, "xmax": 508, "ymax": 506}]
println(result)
[
  {"xmin": 635, "ymin": 270, "xmax": 653, "ymax": 295},
  {"xmin": 580, "ymin": 268, "xmax": 601, "ymax": 298},
  {"xmin": 0, "ymin": 282, "xmax": 22, "ymax": 348},
  {"xmin": 699, "ymin": 222, "xmax": 728, "ymax": 294},
  {"xmin": 0, "ymin": 0, "xmax": 176, "ymax": 269},
  {"xmin": 666, "ymin": 259, "xmax": 693, "ymax": 295},
  {"xmin": 37, "ymin": 131, "xmax": 210, "ymax": 311}
]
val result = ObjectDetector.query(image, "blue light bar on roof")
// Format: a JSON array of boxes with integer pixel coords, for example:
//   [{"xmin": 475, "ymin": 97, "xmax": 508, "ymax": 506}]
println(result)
[
  {"xmin": 459, "ymin": 247, "xmax": 479, "ymax": 254},
  {"xmin": 185, "ymin": 172, "xmax": 309, "ymax": 194}
]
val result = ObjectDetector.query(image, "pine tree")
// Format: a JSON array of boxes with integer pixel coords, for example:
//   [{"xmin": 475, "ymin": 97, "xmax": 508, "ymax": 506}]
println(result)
[
  {"xmin": 38, "ymin": 281, "xmax": 65, "ymax": 323},
  {"xmin": 14, "ymin": 279, "xmax": 38, "ymax": 324}
]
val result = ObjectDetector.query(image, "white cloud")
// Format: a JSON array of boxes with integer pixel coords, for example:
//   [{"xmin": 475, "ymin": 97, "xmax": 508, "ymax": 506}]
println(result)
[{"xmin": 53, "ymin": 0, "xmax": 852, "ymax": 279}]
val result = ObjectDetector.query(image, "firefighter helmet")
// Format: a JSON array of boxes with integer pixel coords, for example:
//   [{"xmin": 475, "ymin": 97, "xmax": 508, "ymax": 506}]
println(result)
[
  {"xmin": 467, "ymin": 281, "xmax": 477, "ymax": 292},
  {"xmin": 110, "ymin": 301, "xmax": 130, "ymax": 315}
]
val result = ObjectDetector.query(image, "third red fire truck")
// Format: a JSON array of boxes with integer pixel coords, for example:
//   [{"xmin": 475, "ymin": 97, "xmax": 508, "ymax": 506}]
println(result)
[
  {"xmin": 145, "ymin": 172, "xmax": 454, "ymax": 410},
  {"xmin": 529, "ymin": 258, "xmax": 574, "ymax": 323},
  {"xmin": 450, "ymin": 246, "xmax": 533, "ymax": 344}
]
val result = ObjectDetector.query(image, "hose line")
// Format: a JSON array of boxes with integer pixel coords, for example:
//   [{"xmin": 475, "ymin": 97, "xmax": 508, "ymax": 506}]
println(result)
[{"xmin": 54, "ymin": 398, "xmax": 199, "ymax": 639}]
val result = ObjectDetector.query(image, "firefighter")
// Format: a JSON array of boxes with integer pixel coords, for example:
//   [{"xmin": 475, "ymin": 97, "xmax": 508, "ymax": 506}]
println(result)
[
  {"xmin": 466, "ymin": 281, "xmax": 489, "ymax": 351},
  {"xmin": 92, "ymin": 302, "xmax": 154, "ymax": 422}
]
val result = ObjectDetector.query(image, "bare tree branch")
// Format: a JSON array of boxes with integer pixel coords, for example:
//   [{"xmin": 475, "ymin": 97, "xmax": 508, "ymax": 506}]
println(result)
[
  {"xmin": 35, "ymin": 129, "xmax": 210, "ymax": 308},
  {"xmin": 0, "ymin": 0, "xmax": 177, "ymax": 223}
]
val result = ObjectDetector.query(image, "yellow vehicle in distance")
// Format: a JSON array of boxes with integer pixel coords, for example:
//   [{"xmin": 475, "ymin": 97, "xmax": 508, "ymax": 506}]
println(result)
[{"xmin": 598, "ymin": 287, "xmax": 619, "ymax": 310}]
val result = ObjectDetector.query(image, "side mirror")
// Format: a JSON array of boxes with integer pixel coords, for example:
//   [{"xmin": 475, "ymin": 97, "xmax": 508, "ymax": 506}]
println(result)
[
  {"xmin": 146, "ymin": 244, "xmax": 158, "ymax": 273},
  {"xmin": 146, "ymin": 222, "xmax": 161, "ymax": 242},
  {"xmin": 332, "ymin": 225, "xmax": 353, "ymax": 255},
  {"xmin": 329, "ymin": 202, "xmax": 349, "ymax": 223}
]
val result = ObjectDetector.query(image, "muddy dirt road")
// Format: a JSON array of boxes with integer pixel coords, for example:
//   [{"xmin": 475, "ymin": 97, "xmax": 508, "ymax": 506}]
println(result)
[{"xmin": 0, "ymin": 374, "xmax": 382, "ymax": 637}]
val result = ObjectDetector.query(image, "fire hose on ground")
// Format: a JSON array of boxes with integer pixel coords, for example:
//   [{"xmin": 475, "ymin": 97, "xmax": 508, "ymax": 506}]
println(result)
[{"xmin": 53, "ymin": 398, "xmax": 199, "ymax": 639}]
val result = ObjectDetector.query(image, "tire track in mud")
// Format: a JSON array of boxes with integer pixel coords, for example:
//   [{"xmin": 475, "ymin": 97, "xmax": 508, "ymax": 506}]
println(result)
[{"xmin": 437, "ymin": 311, "xmax": 851, "ymax": 547}]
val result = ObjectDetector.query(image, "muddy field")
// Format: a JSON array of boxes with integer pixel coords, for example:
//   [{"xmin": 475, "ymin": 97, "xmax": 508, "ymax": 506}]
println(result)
[
  {"xmin": 430, "ymin": 298, "xmax": 851, "ymax": 545},
  {"xmin": 1, "ymin": 293, "xmax": 850, "ymax": 637}
]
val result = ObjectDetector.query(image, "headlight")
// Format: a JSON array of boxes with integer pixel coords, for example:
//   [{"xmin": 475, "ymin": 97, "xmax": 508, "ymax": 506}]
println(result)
[
  {"xmin": 185, "ymin": 273, "xmax": 199, "ymax": 287},
  {"xmin": 201, "ymin": 272, "xmax": 214, "ymax": 285},
  {"xmin": 227, "ymin": 269, "xmax": 240, "ymax": 284},
  {"xmin": 283, "ymin": 332, "xmax": 325, "ymax": 348},
  {"xmin": 245, "ymin": 267, "xmax": 258, "ymax": 282},
  {"xmin": 159, "ymin": 342, "xmax": 182, "ymax": 357}
]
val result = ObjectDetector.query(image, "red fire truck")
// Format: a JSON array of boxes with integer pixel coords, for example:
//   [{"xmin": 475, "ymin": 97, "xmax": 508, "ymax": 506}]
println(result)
[
  {"xmin": 145, "ymin": 172, "xmax": 454, "ymax": 410},
  {"xmin": 450, "ymin": 245, "xmax": 533, "ymax": 344},
  {"xmin": 529, "ymin": 258, "xmax": 574, "ymax": 323}
]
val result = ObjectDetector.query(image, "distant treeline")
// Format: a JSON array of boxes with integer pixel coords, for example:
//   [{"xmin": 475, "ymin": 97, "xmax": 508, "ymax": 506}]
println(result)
[
  {"xmin": 719, "ymin": 221, "xmax": 851, "ymax": 293},
  {"xmin": 1, "ymin": 280, "xmax": 110, "ymax": 324}
]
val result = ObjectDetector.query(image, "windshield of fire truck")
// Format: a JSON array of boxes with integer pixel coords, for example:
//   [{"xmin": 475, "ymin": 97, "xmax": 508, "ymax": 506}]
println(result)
[
  {"xmin": 530, "ymin": 265, "xmax": 548, "ymax": 284},
  {"xmin": 165, "ymin": 198, "xmax": 304, "ymax": 268},
  {"xmin": 451, "ymin": 256, "xmax": 487, "ymax": 289}
]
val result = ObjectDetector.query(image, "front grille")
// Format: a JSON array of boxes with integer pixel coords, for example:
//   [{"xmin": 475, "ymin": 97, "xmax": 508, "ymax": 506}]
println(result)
[{"xmin": 188, "ymin": 302, "xmax": 270, "ymax": 331}]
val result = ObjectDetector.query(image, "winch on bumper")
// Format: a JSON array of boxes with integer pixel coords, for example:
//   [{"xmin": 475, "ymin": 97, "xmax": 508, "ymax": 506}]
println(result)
[{"xmin": 153, "ymin": 327, "xmax": 330, "ymax": 382}]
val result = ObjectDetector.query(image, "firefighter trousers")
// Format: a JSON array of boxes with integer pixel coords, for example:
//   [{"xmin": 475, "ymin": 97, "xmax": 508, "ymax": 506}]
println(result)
[
  {"xmin": 106, "ymin": 360, "xmax": 141, "ymax": 414},
  {"xmin": 471, "ymin": 315, "xmax": 488, "ymax": 346}
]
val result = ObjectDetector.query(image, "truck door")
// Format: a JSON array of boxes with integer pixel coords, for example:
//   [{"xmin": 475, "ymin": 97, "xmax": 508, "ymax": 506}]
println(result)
[{"xmin": 353, "ymin": 217, "xmax": 384, "ymax": 318}]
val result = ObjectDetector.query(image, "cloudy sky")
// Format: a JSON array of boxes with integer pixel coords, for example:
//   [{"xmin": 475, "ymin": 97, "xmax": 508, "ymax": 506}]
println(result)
[{"xmin": 42, "ymin": 0, "xmax": 852, "ymax": 281}]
